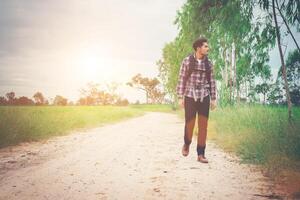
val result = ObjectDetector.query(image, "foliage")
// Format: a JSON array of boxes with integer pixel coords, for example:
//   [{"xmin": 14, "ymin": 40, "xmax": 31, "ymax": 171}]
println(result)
[
  {"xmin": 78, "ymin": 82, "xmax": 129, "ymax": 106},
  {"xmin": 127, "ymin": 74, "xmax": 165, "ymax": 104},
  {"xmin": 276, "ymin": 50, "xmax": 300, "ymax": 105},
  {"xmin": 33, "ymin": 92, "xmax": 48, "ymax": 105},
  {"xmin": 158, "ymin": 0, "xmax": 299, "ymax": 111},
  {"xmin": 0, "ymin": 106, "xmax": 144, "ymax": 148},
  {"xmin": 158, "ymin": 0, "xmax": 276, "ymax": 105},
  {"xmin": 53, "ymin": 95, "xmax": 68, "ymax": 106}
]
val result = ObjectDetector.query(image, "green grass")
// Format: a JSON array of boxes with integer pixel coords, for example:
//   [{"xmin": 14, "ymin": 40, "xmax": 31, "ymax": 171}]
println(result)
[
  {"xmin": 208, "ymin": 104, "xmax": 300, "ymax": 175},
  {"xmin": 0, "ymin": 104, "xmax": 177, "ymax": 148},
  {"xmin": 129, "ymin": 103, "xmax": 177, "ymax": 113},
  {"xmin": 0, "ymin": 105, "xmax": 147, "ymax": 148}
]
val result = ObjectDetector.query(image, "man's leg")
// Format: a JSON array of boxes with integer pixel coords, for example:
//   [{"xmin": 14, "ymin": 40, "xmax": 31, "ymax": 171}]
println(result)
[
  {"xmin": 196, "ymin": 95, "xmax": 210, "ymax": 162},
  {"xmin": 197, "ymin": 115, "xmax": 208, "ymax": 155},
  {"xmin": 182, "ymin": 96, "xmax": 197, "ymax": 156}
]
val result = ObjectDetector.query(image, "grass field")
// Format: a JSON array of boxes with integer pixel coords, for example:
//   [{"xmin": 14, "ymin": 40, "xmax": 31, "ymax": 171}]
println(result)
[
  {"xmin": 208, "ymin": 104, "xmax": 300, "ymax": 176},
  {"xmin": 0, "ymin": 104, "xmax": 176, "ymax": 148},
  {"xmin": 129, "ymin": 104, "xmax": 177, "ymax": 113}
]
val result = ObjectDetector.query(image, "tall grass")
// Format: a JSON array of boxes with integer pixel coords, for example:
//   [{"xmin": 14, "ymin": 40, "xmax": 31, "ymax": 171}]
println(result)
[
  {"xmin": 0, "ymin": 104, "xmax": 177, "ymax": 148},
  {"xmin": 129, "ymin": 104, "xmax": 176, "ymax": 113},
  {"xmin": 208, "ymin": 104, "xmax": 300, "ymax": 173},
  {"xmin": 0, "ymin": 105, "xmax": 145, "ymax": 148}
]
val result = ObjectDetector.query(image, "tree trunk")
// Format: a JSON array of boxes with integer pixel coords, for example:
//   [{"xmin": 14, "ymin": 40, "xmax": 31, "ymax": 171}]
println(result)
[
  {"xmin": 225, "ymin": 48, "xmax": 228, "ymax": 87},
  {"xmin": 272, "ymin": 0, "xmax": 292, "ymax": 121},
  {"xmin": 146, "ymin": 92, "xmax": 149, "ymax": 104},
  {"xmin": 229, "ymin": 47, "xmax": 233, "ymax": 103},
  {"xmin": 245, "ymin": 81, "xmax": 248, "ymax": 101},
  {"xmin": 275, "ymin": 0, "xmax": 300, "ymax": 54},
  {"xmin": 232, "ymin": 42, "xmax": 237, "ymax": 102}
]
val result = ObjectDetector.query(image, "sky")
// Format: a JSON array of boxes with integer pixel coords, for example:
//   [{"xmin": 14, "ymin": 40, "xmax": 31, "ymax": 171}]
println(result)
[
  {"xmin": 0, "ymin": 1, "xmax": 299, "ymax": 103},
  {"xmin": 268, "ymin": 29, "xmax": 299, "ymax": 80},
  {"xmin": 0, "ymin": 0, "xmax": 184, "ymax": 103}
]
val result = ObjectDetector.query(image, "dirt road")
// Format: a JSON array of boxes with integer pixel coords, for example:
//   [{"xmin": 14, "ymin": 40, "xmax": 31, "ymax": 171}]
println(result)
[{"xmin": 0, "ymin": 112, "xmax": 286, "ymax": 199}]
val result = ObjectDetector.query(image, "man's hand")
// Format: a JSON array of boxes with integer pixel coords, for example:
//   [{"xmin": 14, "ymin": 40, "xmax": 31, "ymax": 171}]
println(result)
[
  {"xmin": 210, "ymin": 100, "xmax": 217, "ymax": 110},
  {"xmin": 178, "ymin": 98, "xmax": 184, "ymax": 109}
]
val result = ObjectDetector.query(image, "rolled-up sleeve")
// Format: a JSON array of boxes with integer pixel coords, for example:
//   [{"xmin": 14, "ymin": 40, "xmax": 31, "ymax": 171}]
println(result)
[
  {"xmin": 210, "ymin": 63, "xmax": 217, "ymax": 101},
  {"xmin": 176, "ymin": 59, "xmax": 188, "ymax": 98}
]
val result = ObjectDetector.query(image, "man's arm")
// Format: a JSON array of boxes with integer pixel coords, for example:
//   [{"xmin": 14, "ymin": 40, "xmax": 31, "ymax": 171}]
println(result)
[
  {"xmin": 209, "ymin": 63, "xmax": 217, "ymax": 110},
  {"xmin": 176, "ymin": 59, "xmax": 188, "ymax": 99},
  {"xmin": 209, "ymin": 63, "xmax": 217, "ymax": 101}
]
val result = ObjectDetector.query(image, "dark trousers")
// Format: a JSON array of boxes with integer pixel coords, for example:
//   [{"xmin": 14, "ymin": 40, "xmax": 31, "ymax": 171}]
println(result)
[{"xmin": 184, "ymin": 95, "xmax": 210, "ymax": 156}]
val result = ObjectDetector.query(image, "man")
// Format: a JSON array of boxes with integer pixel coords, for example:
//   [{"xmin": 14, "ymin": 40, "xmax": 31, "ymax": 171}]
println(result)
[{"xmin": 176, "ymin": 37, "xmax": 217, "ymax": 163}]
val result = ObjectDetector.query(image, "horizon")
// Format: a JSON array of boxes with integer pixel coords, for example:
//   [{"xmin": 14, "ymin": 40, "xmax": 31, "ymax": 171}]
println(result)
[
  {"xmin": 0, "ymin": 0, "xmax": 184, "ymax": 103},
  {"xmin": 0, "ymin": 0, "xmax": 299, "ymax": 104}
]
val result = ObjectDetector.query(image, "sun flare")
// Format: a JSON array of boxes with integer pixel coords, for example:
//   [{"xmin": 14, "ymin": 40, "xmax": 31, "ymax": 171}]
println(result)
[{"xmin": 74, "ymin": 49, "xmax": 113, "ymax": 82}]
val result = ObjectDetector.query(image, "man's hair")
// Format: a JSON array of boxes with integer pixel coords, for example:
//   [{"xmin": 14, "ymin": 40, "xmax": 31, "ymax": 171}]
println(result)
[{"xmin": 192, "ymin": 37, "xmax": 208, "ymax": 51}]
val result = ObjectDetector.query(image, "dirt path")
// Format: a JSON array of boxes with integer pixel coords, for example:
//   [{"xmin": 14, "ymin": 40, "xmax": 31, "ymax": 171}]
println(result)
[{"xmin": 0, "ymin": 112, "xmax": 287, "ymax": 199}]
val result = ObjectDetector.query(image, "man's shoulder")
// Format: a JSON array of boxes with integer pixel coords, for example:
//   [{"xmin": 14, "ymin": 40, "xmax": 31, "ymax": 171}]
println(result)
[
  {"xmin": 206, "ymin": 57, "xmax": 214, "ymax": 69},
  {"xmin": 182, "ymin": 54, "xmax": 194, "ymax": 64},
  {"xmin": 209, "ymin": 60, "xmax": 214, "ymax": 69}
]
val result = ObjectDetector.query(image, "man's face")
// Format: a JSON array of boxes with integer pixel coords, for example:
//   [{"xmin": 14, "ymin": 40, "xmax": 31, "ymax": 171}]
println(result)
[{"xmin": 197, "ymin": 42, "xmax": 209, "ymax": 56}]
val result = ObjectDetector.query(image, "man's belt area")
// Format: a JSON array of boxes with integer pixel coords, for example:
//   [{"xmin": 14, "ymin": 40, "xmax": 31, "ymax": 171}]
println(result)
[
  {"xmin": 194, "ymin": 83, "xmax": 210, "ymax": 89},
  {"xmin": 186, "ymin": 84, "xmax": 210, "ymax": 102}
]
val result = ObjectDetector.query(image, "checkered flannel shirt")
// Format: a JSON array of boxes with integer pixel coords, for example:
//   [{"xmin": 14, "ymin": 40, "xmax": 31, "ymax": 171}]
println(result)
[{"xmin": 176, "ymin": 54, "xmax": 216, "ymax": 102}]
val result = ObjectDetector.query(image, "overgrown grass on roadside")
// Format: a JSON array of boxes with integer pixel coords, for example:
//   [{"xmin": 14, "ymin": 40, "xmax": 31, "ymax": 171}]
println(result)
[
  {"xmin": 0, "ymin": 104, "xmax": 177, "ymax": 149},
  {"xmin": 129, "ymin": 104, "xmax": 177, "ymax": 113},
  {"xmin": 0, "ymin": 106, "xmax": 145, "ymax": 148},
  {"xmin": 208, "ymin": 104, "xmax": 300, "ymax": 175}
]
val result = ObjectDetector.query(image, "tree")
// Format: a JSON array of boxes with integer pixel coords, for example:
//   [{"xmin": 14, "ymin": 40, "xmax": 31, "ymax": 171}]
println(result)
[
  {"xmin": 79, "ymin": 82, "xmax": 103, "ymax": 105},
  {"xmin": 33, "ymin": 92, "xmax": 46, "ymax": 105},
  {"xmin": 53, "ymin": 95, "xmax": 68, "ymax": 106},
  {"xmin": 0, "ymin": 96, "xmax": 7, "ymax": 105},
  {"xmin": 158, "ymin": 0, "xmax": 276, "ymax": 105},
  {"xmin": 97, "ymin": 91, "xmax": 114, "ymax": 105},
  {"xmin": 255, "ymin": 83, "xmax": 271, "ymax": 104},
  {"xmin": 272, "ymin": 0, "xmax": 292, "ymax": 120},
  {"xmin": 274, "ymin": 0, "xmax": 300, "ymax": 54},
  {"xmin": 115, "ymin": 98, "xmax": 129, "ymax": 106},
  {"xmin": 286, "ymin": 50, "xmax": 300, "ymax": 106},
  {"xmin": 6, "ymin": 92, "xmax": 16, "ymax": 105},
  {"xmin": 127, "ymin": 74, "xmax": 165, "ymax": 104},
  {"xmin": 276, "ymin": 50, "xmax": 300, "ymax": 106},
  {"xmin": 267, "ymin": 82, "xmax": 284, "ymax": 104},
  {"xmin": 150, "ymin": 89, "xmax": 165, "ymax": 104},
  {"xmin": 259, "ymin": 0, "xmax": 300, "ymax": 52},
  {"xmin": 78, "ymin": 82, "xmax": 124, "ymax": 105},
  {"xmin": 15, "ymin": 96, "xmax": 34, "ymax": 105},
  {"xmin": 290, "ymin": 89, "xmax": 300, "ymax": 106},
  {"xmin": 257, "ymin": 0, "xmax": 299, "ymax": 118}
]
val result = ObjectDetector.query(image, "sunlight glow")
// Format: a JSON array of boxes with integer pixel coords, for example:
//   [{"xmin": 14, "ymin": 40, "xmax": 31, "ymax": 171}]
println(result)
[{"xmin": 74, "ymin": 47, "xmax": 114, "ymax": 82}]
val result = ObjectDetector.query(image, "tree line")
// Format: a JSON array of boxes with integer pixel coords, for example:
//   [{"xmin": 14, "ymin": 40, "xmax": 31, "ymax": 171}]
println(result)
[
  {"xmin": 157, "ymin": 0, "xmax": 299, "ymax": 120},
  {"xmin": 0, "ymin": 74, "xmax": 166, "ymax": 106}
]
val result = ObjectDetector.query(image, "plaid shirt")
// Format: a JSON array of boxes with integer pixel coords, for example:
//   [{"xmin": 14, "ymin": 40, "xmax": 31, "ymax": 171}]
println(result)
[{"xmin": 176, "ymin": 54, "xmax": 216, "ymax": 102}]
